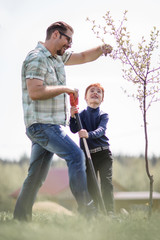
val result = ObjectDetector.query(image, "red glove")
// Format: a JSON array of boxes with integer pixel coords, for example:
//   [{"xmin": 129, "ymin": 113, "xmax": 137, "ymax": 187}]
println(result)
[{"xmin": 69, "ymin": 93, "xmax": 79, "ymax": 113}]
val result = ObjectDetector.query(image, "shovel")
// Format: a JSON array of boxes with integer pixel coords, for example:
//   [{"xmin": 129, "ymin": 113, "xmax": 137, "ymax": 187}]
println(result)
[{"xmin": 70, "ymin": 93, "xmax": 106, "ymax": 214}]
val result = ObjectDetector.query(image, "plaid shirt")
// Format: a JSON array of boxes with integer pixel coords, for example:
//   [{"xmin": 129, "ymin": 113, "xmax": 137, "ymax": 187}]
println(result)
[{"xmin": 22, "ymin": 42, "xmax": 72, "ymax": 127}]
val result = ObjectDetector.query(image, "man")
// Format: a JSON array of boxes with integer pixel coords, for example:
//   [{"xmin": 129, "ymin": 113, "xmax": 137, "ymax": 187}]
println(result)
[{"xmin": 14, "ymin": 21, "xmax": 112, "ymax": 221}]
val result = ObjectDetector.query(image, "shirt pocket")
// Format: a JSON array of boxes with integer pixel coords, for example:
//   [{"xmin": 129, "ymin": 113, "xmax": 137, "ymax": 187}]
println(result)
[{"xmin": 45, "ymin": 65, "xmax": 58, "ymax": 85}]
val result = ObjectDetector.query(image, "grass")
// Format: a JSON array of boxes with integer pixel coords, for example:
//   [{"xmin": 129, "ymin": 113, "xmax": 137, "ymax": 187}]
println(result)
[
  {"xmin": 0, "ymin": 158, "xmax": 160, "ymax": 240},
  {"xmin": 0, "ymin": 210, "xmax": 160, "ymax": 240}
]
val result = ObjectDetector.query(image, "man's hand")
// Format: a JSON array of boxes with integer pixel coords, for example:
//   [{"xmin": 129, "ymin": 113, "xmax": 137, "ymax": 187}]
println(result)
[
  {"xmin": 78, "ymin": 129, "xmax": 89, "ymax": 139},
  {"xmin": 101, "ymin": 44, "xmax": 113, "ymax": 56},
  {"xmin": 73, "ymin": 88, "xmax": 79, "ymax": 99}
]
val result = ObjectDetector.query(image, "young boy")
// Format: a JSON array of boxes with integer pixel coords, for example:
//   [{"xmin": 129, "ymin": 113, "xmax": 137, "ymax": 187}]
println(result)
[{"xmin": 69, "ymin": 83, "xmax": 114, "ymax": 214}]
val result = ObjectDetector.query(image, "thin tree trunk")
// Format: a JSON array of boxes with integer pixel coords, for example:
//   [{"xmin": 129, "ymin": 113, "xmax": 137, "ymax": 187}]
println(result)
[{"xmin": 143, "ymin": 83, "xmax": 154, "ymax": 217}]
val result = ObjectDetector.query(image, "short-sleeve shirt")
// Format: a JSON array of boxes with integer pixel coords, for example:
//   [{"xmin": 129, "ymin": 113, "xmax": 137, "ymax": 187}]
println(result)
[{"xmin": 22, "ymin": 42, "xmax": 72, "ymax": 127}]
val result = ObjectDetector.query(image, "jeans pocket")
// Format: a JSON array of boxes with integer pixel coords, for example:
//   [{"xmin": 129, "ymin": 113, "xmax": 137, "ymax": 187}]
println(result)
[{"xmin": 26, "ymin": 124, "xmax": 49, "ymax": 147}]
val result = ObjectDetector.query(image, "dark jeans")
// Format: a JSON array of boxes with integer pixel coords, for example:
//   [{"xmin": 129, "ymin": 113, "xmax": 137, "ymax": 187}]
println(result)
[
  {"xmin": 14, "ymin": 123, "xmax": 92, "ymax": 220},
  {"xmin": 86, "ymin": 149, "xmax": 114, "ymax": 213}
]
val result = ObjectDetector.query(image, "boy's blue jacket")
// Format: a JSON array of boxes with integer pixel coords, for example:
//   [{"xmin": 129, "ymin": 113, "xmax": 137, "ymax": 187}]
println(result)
[{"xmin": 69, "ymin": 106, "xmax": 110, "ymax": 150}]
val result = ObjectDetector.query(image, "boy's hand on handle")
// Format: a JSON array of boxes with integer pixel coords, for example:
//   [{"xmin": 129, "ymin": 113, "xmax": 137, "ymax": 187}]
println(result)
[
  {"xmin": 78, "ymin": 129, "xmax": 89, "ymax": 139},
  {"xmin": 70, "ymin": 93, "xmax": 79, "ymax": 114},
  {"xmin": 70, "ymin": 106, "xmax": 79, "ymax": 117}
]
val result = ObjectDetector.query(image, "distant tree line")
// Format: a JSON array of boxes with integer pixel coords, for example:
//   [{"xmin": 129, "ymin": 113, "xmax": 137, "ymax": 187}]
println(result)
[
  {"xmin": 0, "ymin": 153, "xmax": 160, "ymax": 167},
  {"xmin": 114, "ymin": 154, "xmax": 160, "ymax": 166},
  {"xmin": 0, "ymin": 153, "xmax": 29, "ymax": 165}
]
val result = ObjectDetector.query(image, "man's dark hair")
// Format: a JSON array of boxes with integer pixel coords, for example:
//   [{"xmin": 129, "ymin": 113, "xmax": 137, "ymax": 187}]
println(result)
[{"xmin": 46, "ymin": 21, "xmax": 74, "ymax": 40}]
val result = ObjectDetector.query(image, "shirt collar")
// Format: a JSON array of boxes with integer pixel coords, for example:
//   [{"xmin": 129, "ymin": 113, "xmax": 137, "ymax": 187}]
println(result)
[
  {"xmin": 87, "ymin": 106, "xmax": 100, "ymax": 112},
  {"xmin": 36, "ymin": 41, "xmax": 53, "ymax": 58}
]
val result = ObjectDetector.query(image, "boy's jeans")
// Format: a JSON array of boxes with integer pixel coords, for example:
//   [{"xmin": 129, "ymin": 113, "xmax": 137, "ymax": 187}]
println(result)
[{"xmin": 14, "ymin": 123, "xmax": 92, "ymax": 220}]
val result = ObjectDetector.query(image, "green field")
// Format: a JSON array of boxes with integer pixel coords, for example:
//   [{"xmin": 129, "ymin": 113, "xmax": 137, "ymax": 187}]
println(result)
[
  {"xmin": 0, "ymin": 210, "xmax": 160, "ymax": 240},
  {"xmin": 0, "ymin": 155, "xmax": 160, "ymax": 240}
]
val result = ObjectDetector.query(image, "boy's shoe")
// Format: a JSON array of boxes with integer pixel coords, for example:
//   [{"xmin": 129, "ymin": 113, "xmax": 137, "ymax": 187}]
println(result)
[
  {"xmin": 108, "ymin": 211, "xmax": 122, "ymax": 222},
  {"xmin": 78, "ymin": 200, "xmax": 98, "ymax": 219}
]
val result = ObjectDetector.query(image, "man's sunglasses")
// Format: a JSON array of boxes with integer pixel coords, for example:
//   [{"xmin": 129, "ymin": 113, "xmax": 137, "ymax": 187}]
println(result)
[{"xmin": 59, "ymin": 31, "xmax": 72, "ymax": 44}]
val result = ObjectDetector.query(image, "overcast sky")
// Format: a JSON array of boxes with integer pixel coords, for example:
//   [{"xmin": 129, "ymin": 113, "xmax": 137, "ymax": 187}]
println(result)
[{"xmin": 0, "ymin": 0, "xmax": 160, "ymax": 160}]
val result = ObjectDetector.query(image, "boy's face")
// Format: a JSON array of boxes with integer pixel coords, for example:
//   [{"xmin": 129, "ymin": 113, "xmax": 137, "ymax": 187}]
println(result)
[{"xmin": 85, "ymin": 86, "xmax": 103, "ymax": 107}]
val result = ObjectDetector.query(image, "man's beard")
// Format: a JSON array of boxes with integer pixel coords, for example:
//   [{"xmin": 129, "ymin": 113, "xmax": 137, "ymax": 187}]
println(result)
[
  {"xmin": 57, "ymin": 45, "xmax": 68, "ymax": 56},
  {"xmin": 57, "ymin": 49, "xmax": 63, "ymax": 56}
]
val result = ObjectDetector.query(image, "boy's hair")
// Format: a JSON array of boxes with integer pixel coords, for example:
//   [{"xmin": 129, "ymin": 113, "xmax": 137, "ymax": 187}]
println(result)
[
  {"xmin": 85, "ymin": 83, "xmax": 104, "ymax": 100},
  {"xmin": 46, "ymin": 21, "xmax": 74, "ymax": 40}
]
